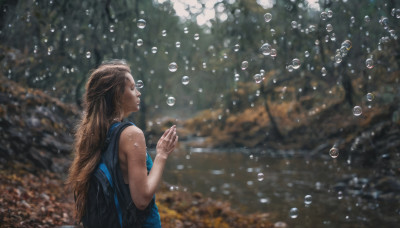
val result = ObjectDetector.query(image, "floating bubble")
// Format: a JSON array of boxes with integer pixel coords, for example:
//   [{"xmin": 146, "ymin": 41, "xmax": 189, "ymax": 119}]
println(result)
[
  {"xmin": 326, "ymin": 24, "xmax": 333, "ymax": 32},
  {"xmin": 234, "ymin": 44, "xmax": 240, "ymax": 52},
  {"xmin": 321, "ymin": 67, "xmax": 327, "ymax": 76},
  {"xmin": 335, "ymin": 54, "xmax": 342, "ymax": 64},
  {"xmin": 305, "ymin": 51, "xmax": 310, "ymax": 57},
  {"xmin": 338, "ymin": 191, "xmax": 343, "ymax": 200},
  {"xmin": 327, "ymin": 9, "xmax": 333, "ymax": 18},
  {"xmin": 289, "ymin": 208, "xmax": 298, "ymax": 219},
  {"xmin": 364, "ymin": 15, "xmax": 370, "ymax": 23},
  {"xmin": 270, "ymin": 48, "xmax": 277, "ymax": 57},
  {"xmin": 350, "ymin": 16, "xmax": 355, "ymax": 24},
  {"xmin": 182, "ymin": 76, "xmax": 189, "ymax": 85},
  {"xmin": 330, "ymin": 33, "xmax": 336, "ymax": 41},
  {"xmin": 260, "ymin": 43, "xmax": 272, "ymax": 56},
  {"xmin": 366, "ymin": 93, "xmax": 374, "ymax": 101},
  {"xmin": 184, "ymin": 27, "xmax": 188, "ymax": 34},
  {"xmin": 168, "ymin": 62, "xmax": 178, "ymax": 72},
  {"xmin": 254, "ymin": 74, "xmax": 262, "ymax": 83},
  {"xmin": 379, "ymin": 17, "xmax": 389, "ymax": 28},
  {"xmin": 151, "ymin": 47, "xmax": 157, "ymax": 53},
  {"xmin": 353, "ymin": 106, "xmax": 362, "ymax": 116},
  {"xmin": 241, "ymin": 61, "xmax": 248, "ymax": 70},
  {"xmin": 287, "ymin": 65, "xmax": 294, "ymax": 72},
  {"xmin": 264, "ymin": 13, "xmax": 272, "ymax": 22},
  {"xmin": 136, "ymin": 80, "xmax": 144, "ymax": 89},
  {"xmin": 194, "ymin": 33, "xmax": 200, "ymax": 40},
  {"xmin": 176, "ymin": 41, "xmax": 181, "ymax": 48},
  {"xmin": 109, "ymin": 24, "xmax": 115, "ymax": 32},
  {"xmin": 291, "ymin": 21, "xmax": 298, "ymax": 29},
  {"xmin": 162, "ymin": 30, "xmax": 167, "ymax": 37},
  {"xmin": 137, "ymin": 39, "xmax": 143, "ymax": 47},
  {"xmin": 166, "ymin": 96, "xmax": 176, "ymax": 106},
  {"xmin": 329, "ymin": 147, "xmax": 339, "ymax": 158},
  {"xmin": 365, "ymin": 58, "xmax": 374, "ymax": 69},
  {"xmin": 137, "ymin": 19, "xmax": 146, "ymax": 29},
  {"xmin": 270, "ymin": 28, "xmax": 276, "ymax": 36},
  {"xmin": 257, "ymin": 173, "xmax": 264, "ymax": 181},
  {"xmin": 320, "ymin": 12, "xmax": 328, "ymax": 20},
  {"xmin": 341, "ymin": 40, "xmax": 352, "ymax": 51},
  {"xmin": 86, "ymin": 51, "xmax": 91, "ymax": 59},
  {"xmin": 292, "ymin": 58, "xmax": 301, "ymax": 69},
  {"xmin": 304, "ymin": 195, "xmax": 312, "ymax": 205}
]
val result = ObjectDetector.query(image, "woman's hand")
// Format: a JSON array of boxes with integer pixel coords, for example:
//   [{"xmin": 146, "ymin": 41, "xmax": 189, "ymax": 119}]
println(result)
[{"xmin": 156, "ymin": 125, "xmax": 178, "ymax": 159}]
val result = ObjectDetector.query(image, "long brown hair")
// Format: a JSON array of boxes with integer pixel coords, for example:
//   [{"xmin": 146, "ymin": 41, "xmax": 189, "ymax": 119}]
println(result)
[{"xmin": 66, "ymin": 60, "xmax": 131, "ymax": 222}]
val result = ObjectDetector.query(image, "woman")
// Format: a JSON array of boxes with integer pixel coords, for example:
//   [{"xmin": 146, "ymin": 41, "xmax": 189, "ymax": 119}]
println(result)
[{"xmin": 67, "ymin": 60, "xmax": 178, "ymax": 227}]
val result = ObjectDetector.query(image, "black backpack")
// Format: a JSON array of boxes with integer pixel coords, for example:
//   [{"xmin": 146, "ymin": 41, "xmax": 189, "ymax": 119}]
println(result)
[{"xmin": 81, "ymin": 122, "xmax": 154, "ymax": 228}]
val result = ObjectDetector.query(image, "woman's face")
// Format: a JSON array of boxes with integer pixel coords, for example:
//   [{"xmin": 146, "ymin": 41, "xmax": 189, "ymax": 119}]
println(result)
[{"xmin": 121, "ymin": 73, "xmax": 141, "ymax": 117}]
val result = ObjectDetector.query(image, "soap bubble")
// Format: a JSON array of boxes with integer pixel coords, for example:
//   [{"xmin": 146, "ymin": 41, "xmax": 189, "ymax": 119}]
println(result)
[
  {"xmin": 137, "ymin": 19, "xmax": 146, "ymax": 29},
  {"xmin": 289, "ymin": 208, "xmax": 298, "ymax": 219},
  {"xmin": 304, "ymin": 195, "xmax": 312, "ymax": 205},
  {"xmin": 194, "ymin": 33, "xmax": 200, "ymax": 40},
  {"xmin": 176, "ymin": 41, "xmax": 181, "ymax": 48},
  {"xmin": 241, "ymin": 61, "xmax": 248, "ymax": 70},
  {"xmin": 335, "ymin": 54, "xmax": 342, "ymax": 63},
  {"xmin": 234, "ymin": 44, "xmax": 240, "ymax": 52},
  {"xmin": 168, "ymin": 62, "xmax": 178, "ymax": 72},
  {"xmin": 305, "ymin": 51, "xmax": 310, "ymax": 57},
  {"xmin": 321, "ymin": 67, "xmax": 327, "ymax": 76},
  {"xmin": 366, "ymin": 93, "xmax": 374, "ymax": 101},
  {"xmin": 292, "ymin": 58, "xmax": 301, "ymax": 69},
  {"xmin": 167, "ymin": 96, "xmax": 176, "ymax": 106},
  {"xmin": 257, "ymin": 173, "xmax": 264, "ymax": 181},
  {"xmin": 320, "ymin": 12, "xmax": 328, "ymax": 20},
  {"xmin": 270, "ymin": 28, "xmax": 276, "ymax": 36},
  {"xmin": 326, "ymin": 24, "xmax": 333, "ymax": 32},
  {"xmin": 136, "ymin": 80, "xmax": 144, "ymax": 89},
  {"xmin": 365, "ymin": 58, "xmax": 374, "ymax": 69},
  {"xmin": 254, "ymin": 74, "xmax": 262, "ymax": 83},
  {"xmin": 327, "ymin": 9, "xmax": 333, "ymax": 18},
  {"xmin": 109, "ymin": 24, "xmax": 115, "ymax": 32},
  {"xmin": 264, "ymin": 13, "xmax": 272, "ymax": 22},
  {"xmin": 162, "ymin": 30, "xmax": 167, "ymax": 37},
  {"xmin": 287, "ymin": 65, "xmax": 294, "ymax": 72},
  {"xmin": 86, "ymin": 51, "xmax": 91, "ymax": 59},
  {"xmin": 353, "ymin": 106, "xmax": 362, "ymax": 116},
  {"xmin": 329, "ymin": 147, "xmax": 339, "ymax": 158},
  {"xmin": 364, "ymin": 15, "xmax": 370, "ymax": 23},
  {"xmin": 270, "ymin": 48, "xmax": 277, "ymax": 57},
  {"xmin": 151, "ymin": 47, "xmax": 157, "ymax": 53},
  {"xmin": 291, "ymin": 21, "xmax": 298, "ymax": 29},
  {"xmin": 137, "ymin": 39, "xmax": 143, "ymax": 47},
  {"xmin": 182, "ymin": 76, "xmax": 189, "ymax": 85},
  {"xmin": 260, "ymin": 43, "xmax": 272, "ymax": 56},
  {"xmin": 234, "ymin": 73, "xmax": 240, "ymax": 81}
]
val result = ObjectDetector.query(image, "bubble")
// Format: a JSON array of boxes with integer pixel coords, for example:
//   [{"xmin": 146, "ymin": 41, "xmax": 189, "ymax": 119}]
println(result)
[
  {"xmin": 194, "ymin": 33, "xmax": 200, "ymax": 40},
  {"xmin": 184, "ymin": 27, "xmax": 188, "ymax": 34},
  {"xmin": 364, "ymin": 15, "xmax": 370, "ymax": 23},
  {"xmin": 86, "ymin": 51, "xmax": 91, "ymax": 59},
  {"xmin": 137, "ymin": 19, "xmax": 146, "ymax": 29},
  {"xmin": 353, "ymin": 106, "xmax": 362, "ymax": 116},
  {"xmin": 379, "ymin": 17, "xmax": 389, "ymax": 28},
  {"xmin": 234, "ymin": 44, "xmax": 240, "ymax": 52},
  {"xmin": 168, "ymin": 62, "xmax": 178, "ymax": 72},
  {"xmin": 257, "ymin": 173, "xmax": 264, "ymax": 181},
  {"xmin": 162, "ymin": 30, "xmax": 167, "ymax": 37},
  {"xmin": 109, "ymin": 24, "xmax": 115, "ymax": 32},
  {"xmin": 338, "ymin": 191, "xmax": 343, "ymax": 200},
  {"xmin": 396, "ymin": 9, "xmax": 400, "ymax": 19},
  {"xmin": 151, "ymin": 47, "xmax": 157, "ymax": 53},
  {"xmin": 321, "ymin": 67, "xmax": 327, "ymax": 76},
  {"xmin": 304, "ymin": 195, "xmax": 312, "ymax": 205},
  {"xmin": 365, "ymin": 58, "xmax": 374, "ymax": 69},
  {"xmin": 182, "ymin": 76, "xmax": 189, "ymax": 85},
  {"xmin": 270, "ymin": 28, "xmax": 276, "ymax": 36},
  {"xmin": 289, "ymin": 208, "xmax": 298, "ymax": 219},
  {"xmin": 335, "ymin": 54, "xmax": 342, "ymax": 63},
  {"xmin": 305, "ymin": 51, "xmax": 310, "ymax": 57},
  {"xmin": 291, "ymin": 21, "xmax": 298, "ymax": 29},
  {"xmin": 241, "ymin": 61, "xmax": 248, "ymax": 70},
  {"xmin": 326, "ymin": 24, "xmax": 333, "ymax": 32},
  {"xmin": 329, "ymin": 147, "xmax": 339, "ymax": 158},
  {"xmin": 254, "ymin": 74, "xmax": 262, "ymax": 83},
  {"xmin": 350, "ymin": 16, "xmax": 355, "ymax": 24},
  {"xmin": 292, "ymin": 58, "xmax": 301, "ymax": 69},
  {"xmin": 167, "ymin": 96, "xmax": 176, "ymax": 106},
  {"xmin": 320, "ymin": 12, "xmax": 328, "ymax": 20},
  {"xmin": 287, "ymin": 65, "xmax": 294, "ymax": 72},
  {"xmin": 176, "ymin": 41, "xmax": 181, "ymax": 48},
  {"xmin": 137, "ymin": 39, "xmax": 143, "ymax": 47},
  {"xmin": 270, "ymin": 49, "xmax": 277, "ymax": 57},
  {"xmin": 264, "ymin": 13, "xmax": 272, "ymax": 22},
  {"xmin": 366, "ymin": 93, "xmax": 374, "ymax": 101},
  {"xmin": 136, "ymin": 80, "xmax": 144, "ymax": 89},
  {"xmin": 327, "ymin": 9, "xmax": 333, "ymax": 18},
  {"xmin": 260, "ymin": 43, "xmax": 272, "ymax": 56},
  {"xmin": 341, "ymin": 40, "xmax": 352, "ymax": 51}
]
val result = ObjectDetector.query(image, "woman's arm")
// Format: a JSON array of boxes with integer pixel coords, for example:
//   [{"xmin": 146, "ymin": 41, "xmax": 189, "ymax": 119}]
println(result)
[{"xmin": 119, "ymin": 125, "xmax": 178, "ymax": 210}]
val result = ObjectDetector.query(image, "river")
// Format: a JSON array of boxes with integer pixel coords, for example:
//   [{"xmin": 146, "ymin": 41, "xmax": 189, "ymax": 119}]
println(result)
[{"xmin": 150, "ymin": 144, "xmax": 399, "ymax": 228}]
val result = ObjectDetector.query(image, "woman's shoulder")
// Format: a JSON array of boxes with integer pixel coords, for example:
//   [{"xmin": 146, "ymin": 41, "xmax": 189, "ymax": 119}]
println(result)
[{"xmin": 119, "ymin": 124, "xmax": 145, "ymax": 147}]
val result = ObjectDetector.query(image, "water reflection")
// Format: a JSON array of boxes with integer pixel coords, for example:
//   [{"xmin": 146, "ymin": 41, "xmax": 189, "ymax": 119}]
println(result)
[{"xmin": 152, "ymin": 147, "xmax": 399, "ymax": 227}]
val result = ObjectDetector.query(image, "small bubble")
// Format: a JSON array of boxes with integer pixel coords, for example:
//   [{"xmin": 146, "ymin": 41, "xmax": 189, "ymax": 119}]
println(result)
[
  {"xmin": 341, "ymin": 40, "xmax": 352, "ymax": 51},
  {"xmin": 270, "ymin": 49, "xmax": 277, "ymax": 57},
  {"xmin": 353, "ymin": 106, "xmax": 362, "ymax": 116},
  {"xmin": 234, "ymin": 44, "xmax": 240, "ymax": 52},
  {"xmin": 264, "ymin": 13, "xmax": 272, "ymax": 22},
  {"xmin": 365, "ymin": 58, "xmax": 374, "ymax": 69},
  {"xmin": 338, "ymin": 191, "xmax": 343, "ymax": 200},
  {"xmin": 162, "ymin": 30, "xmax": 167, "ymax": 37},
  {"xmin": 320, "ymin": 11, "xmax": 328, "ymax": 20},
  {"xmin": 184, "ymin": 27, "xmax": 188, "ymax": 34},
  {"xmin": 136, "ymin": 80, "xmax": 144, "ymax": 89},
  {"xmin": 366, "ymin": 93, "xmax": 374, "ymax": 101},
  {"xmin": 291, "ymin": 21, "xmax": 298, "ymax": 29},
  {"xmin": 182, "ymin": 76, "xmax": 189, "ymax": 85},
  {"xmin": 260, "ymin": 43, "xmax": 272, "ymax": 56},
  {"xmin": 137, "ymin": 19, "xmax": 146, "ymax": 29},
  {"xmin": 254, "ymin": 74, "xmax": 262, "ymax": 83},
  {"xmin": 305, "ymin": 51, "xmax": 310, "ymax": 57},
  {"xmin": 109, "ymin": 24, "xmax": 115, "ymax": 32},
  {"xmin": 326, "ymin": 24, "xmax": 333, "ymax": 32},
  {"xmin": 350, "ymin": 16, "xmax": 355, "ymax": 24},
  {"xmin": 327, "ymin": 9, "xmax": 333, "ymax": 18},
  {"xmin": 289, "ymin": 208, "xmax": 298, "ymax": 219},
  {"xmin": 292, "ymin": 58, "xmax": 301, "ymax": 69},
  {"xmin": 194, "ymin": 33, "xmax": 200, "ymax": 40},
  {"xmin": 176, "ymin": 41, "xmax": 181, "ymax": 48},
  {"xmin": 167, "ymin": 96, "xmax": 176, "ymax": 106},
  {"xmin": 137, "ymin": 39, "xmax": 143, "ymax": 47},
  {"xmin": 86, "ymin": 51, "xmax": 91, "ymax": 59},
  {"xmin": 151, "ymin": 47, "xmax": 157, "ymax": 53},
  {"xmin": 270, "ymin": 28, "xmax": 276, "ymax": 36},
  {"xmin": 257, "ymin": 173, "xmax": 264, "ymax": 181},
  {"xmin": 241, "ymin": 61, "xmax": 249, "ymax": 70},
  {"xmin": 329, "ymin": 147, "xmax": 339, "ymax": 158},
  {"xmin": 168, "ymin": 62, "xmax": 178, "ymax": 72},
  {"xmin": 335, "ymin": 54, "xmax": 342, "ymax": 63},
  {"xmin": 321, "ymin": 67, "xmax": 327, "ymax": 76},
  {"xmin": 287, "ymin": 65, "xmax": 294, "ymax": 72},
  {"xmin": 364, "ymin": 15, "xmax": 370, "ymax": 23},
  {"xmin": 304, "ymin": 195, "xmax": 312, "ymax": 205}
]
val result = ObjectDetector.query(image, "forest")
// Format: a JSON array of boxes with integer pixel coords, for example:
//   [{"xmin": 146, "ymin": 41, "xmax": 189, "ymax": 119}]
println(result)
[{"xmin": 0, "ymin": 0, "xmax": 399, "ymax": 227}]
